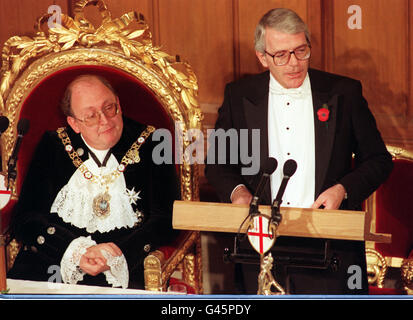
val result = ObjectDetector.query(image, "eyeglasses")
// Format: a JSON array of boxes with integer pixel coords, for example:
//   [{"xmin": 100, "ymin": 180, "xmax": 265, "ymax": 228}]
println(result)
[
  {"xmin": 73, "ymin": 102, "xmax": 119, "ymax": 126},
  {"xmin": 265, "ymin": 44, "xmax": 311, "ymax": 66}
]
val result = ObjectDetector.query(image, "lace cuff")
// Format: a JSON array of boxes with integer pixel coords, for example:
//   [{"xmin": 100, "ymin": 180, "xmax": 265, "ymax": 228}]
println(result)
[
  {"xmin": 61, "ymin": 236, "xmax": 96, "ymax": 284},
  {"xmin": 60, "ymin": 236, "xmax": 129, "ymax": 289},
  {"xmin": 102, "ymin": 250, "xmax": 129, "ymax": 289}
]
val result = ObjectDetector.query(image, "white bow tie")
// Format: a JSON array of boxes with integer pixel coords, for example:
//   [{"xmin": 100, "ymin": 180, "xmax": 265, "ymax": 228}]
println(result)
[{"xmin": 269, "ymin": 84, "xmax": 307, "ymax": 98}]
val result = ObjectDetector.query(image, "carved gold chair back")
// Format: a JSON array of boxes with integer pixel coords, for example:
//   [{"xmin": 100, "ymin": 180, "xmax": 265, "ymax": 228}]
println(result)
[{"xmin": 0, "ymin": 0, "xmax": 203, "ymax": 293}]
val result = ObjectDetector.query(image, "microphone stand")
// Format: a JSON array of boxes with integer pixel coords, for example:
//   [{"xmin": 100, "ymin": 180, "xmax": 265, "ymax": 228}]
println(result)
[
  {"xmin": 257, "ymin": 160, "xmax": 296, "ymax": 295},
  {"xmin": 269, "ymin": 159, "xmax": 297, "ymax": 232},
  {"xmin": 225, "ymin": 158, "xmax": 277, "ymax": 265},
  {"xmin": 270, "ymin": 198, "xmax": 283, "ymax": 229}
]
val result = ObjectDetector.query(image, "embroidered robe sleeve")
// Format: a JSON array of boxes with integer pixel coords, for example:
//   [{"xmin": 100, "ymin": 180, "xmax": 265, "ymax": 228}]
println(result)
[{"xmin": 10, "ymin": 132, "xmax": 87, "ymax": 266}]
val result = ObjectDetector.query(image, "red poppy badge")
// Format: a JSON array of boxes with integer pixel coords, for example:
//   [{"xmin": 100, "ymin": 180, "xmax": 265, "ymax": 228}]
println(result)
[{"xmin": 317, "ymin": 103, "xmax": 330, "ymax": 122}]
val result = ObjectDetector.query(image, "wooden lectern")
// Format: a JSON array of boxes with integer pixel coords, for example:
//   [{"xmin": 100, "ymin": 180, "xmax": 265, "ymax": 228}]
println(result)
[
  {"xmin": 173, "ymin": 200, "xmax": 391, "ymax": 243},
  {"xmin": 173, "ymin": 200, "xmax": 392, "ymax": 294}
]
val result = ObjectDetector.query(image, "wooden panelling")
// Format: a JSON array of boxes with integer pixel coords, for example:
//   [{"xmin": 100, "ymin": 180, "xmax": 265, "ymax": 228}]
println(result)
[
  {"xmin": 0, "ymin": 0, "xmax": 412, "ymax": 148},
  {"xmin": 157, "ymin": 0, "xmax": 235, "ymax": 106},
  {"xmin": 0, "ymin": 0, "xmax": 68, "ymax": 49},
  {"xmin": 331, "ymin": 0, "xmax": 408, "ymax": 109},
  {"xmin": 329, "ymin": 0, "xmax": 410, "ymax": 147},
  {"xmin": 306, "ymin": 0, "xmax": 324, "ymax": 70}
]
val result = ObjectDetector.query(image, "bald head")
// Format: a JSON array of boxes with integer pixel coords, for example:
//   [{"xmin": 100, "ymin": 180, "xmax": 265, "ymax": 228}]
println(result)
[{"xmin": 61, "ymin": 74, "xmax": 116, "ymax": 117}]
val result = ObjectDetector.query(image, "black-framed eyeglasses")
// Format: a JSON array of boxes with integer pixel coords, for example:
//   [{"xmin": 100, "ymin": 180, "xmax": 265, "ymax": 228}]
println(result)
[
  {"xmin": 265, "ymin": 44, "xmax": 311, "ymax": 66},
  {"xmin": 73, "ymin": 102, "xmax": 119, "ymax": 126}
]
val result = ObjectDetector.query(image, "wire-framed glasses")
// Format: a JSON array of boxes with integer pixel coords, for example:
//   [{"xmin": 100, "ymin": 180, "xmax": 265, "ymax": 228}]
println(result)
[
  {"xmin": 74, "ymin": 102, "xmax": 119, "ymax": 126},
  {"xmin": 265, "ymin": 44, "xmax": 311, "ymax": 66}
]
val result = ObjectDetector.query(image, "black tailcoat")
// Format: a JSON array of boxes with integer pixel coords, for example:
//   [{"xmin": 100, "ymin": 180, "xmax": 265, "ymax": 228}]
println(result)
[{"xmin": 205, "ymin": 69, "xmax": 393, "ymax": 294}]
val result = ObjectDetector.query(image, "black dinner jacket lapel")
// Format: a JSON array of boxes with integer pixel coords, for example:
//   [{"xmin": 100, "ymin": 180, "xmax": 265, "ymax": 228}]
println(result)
[
  {"xmin": 243, "ymin": 72, "xmax": 271, "ymax": 204},
  {"xmin": 308, "ymin": 69, "xmax": 338, "ymax": 199}
]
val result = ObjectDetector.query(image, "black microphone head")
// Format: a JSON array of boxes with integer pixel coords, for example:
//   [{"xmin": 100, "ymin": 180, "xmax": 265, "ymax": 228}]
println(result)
[
  {"xmin": 0, "ymin": 116, "xmax": 9, "ymax": 134},
  {"xmin": 283, "ymin": 159, "xmax": 297, "ymax": 177},
  {"xmin": 17, "ymin": 118, "xmax": 30, "ymax": 135},
  {"xmin": 263, "ymin": 157, "xmax": 278, "ymax": 175}
]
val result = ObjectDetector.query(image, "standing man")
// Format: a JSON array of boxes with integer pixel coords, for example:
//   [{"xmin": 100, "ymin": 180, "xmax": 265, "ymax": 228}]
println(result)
[
  {"xmin": 8, "ymin": 74, "xmax": 179, "ymax": 289},
  {"xmin": 205, "ymin": 8, "xmax": 393, "ymax": 294}
]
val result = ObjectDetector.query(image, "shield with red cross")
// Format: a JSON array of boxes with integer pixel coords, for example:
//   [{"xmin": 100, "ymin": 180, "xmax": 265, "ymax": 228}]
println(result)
[
  {"xmin": 0, "ymin": 174, "xmax": 11, "ymax": 209},
  {"xmin": 247, "ymin": 214, "xmax": 276, "ymax": 255}
]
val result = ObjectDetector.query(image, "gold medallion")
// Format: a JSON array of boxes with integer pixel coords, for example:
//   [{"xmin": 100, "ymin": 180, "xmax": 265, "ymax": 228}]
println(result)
[
  {"xmin": 57, "ymin": 126, "xmax": 154, "ymax": 219},
  {"xmin": 93, "ymin": 192, "xmax": 111, "ymax": 217}
]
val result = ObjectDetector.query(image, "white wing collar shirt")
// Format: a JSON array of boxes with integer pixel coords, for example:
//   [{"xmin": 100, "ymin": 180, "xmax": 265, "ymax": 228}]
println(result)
[{"xmin": 268, "ymin": 72, "xmax": 315, "ymax": 208}]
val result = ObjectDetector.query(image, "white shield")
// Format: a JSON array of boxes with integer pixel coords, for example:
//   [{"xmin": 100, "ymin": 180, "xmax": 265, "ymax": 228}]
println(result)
[
  {"xmin": 247, "ymin": 215, "xmax": 276, "ymax": 255},
  {"xmin": 0, "ymin": 174, "xmax": 11, "ymax": 209}
]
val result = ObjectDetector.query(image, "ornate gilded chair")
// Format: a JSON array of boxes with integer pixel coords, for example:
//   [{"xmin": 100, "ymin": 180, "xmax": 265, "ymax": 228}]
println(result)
[
  {"xmin": 366, "ymin": 146, "xmax": 413, "ymax": 294},
  {"xmin": 0, "ymin": 0, "xmax": 203, "ymax": 293}
]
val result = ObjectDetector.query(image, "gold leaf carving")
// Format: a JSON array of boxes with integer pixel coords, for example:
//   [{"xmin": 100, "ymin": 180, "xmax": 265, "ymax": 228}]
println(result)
[{"xmin": 0, "ymin": 0, "xmax": 203, "ymax": 203}]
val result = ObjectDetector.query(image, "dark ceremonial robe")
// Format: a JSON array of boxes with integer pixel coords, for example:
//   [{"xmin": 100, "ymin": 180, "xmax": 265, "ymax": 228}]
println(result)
[
  {"xmin": 8, "ymin": 117, "xmax": 179, "ymax": 289},
  {"xmin": 205, "ymin": 69, "xmax": 393, "ymax": 294}
]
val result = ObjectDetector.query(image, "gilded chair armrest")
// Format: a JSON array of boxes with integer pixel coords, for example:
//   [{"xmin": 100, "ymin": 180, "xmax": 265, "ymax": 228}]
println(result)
[
  {"xmin": 366, "ymin": 248, "xmax": 388, "ymax": 288},
  {"xmin": 143, "ymin": 249, "xmax": 166, "ymax": 292},
  {"xmin": 143, "ymin": 231, "xmax": 201, "ymax": 293},
  {"xmin": 401, "ymin": 251, "xmax": 413, "ymax": 294}
]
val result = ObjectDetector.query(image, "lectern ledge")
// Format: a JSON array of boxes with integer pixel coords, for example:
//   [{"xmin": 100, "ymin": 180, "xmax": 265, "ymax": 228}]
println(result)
[{"xmin": 172, "ymin": 200, "xmax": 391, "ymax": 243}]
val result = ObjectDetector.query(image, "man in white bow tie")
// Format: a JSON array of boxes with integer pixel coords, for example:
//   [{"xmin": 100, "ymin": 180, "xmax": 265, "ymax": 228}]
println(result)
[{"xmin": 205, "ymin": 8, "xmax": 392, "ymax": 294}]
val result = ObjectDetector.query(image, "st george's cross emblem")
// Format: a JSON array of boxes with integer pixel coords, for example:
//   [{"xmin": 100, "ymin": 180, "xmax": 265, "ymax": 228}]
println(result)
[
  {"xmin": 0, "ymin": 173, "xmax": 11, "ymax": 209},
  {"xmin": 247, "ymin": 214, "xmax": 277, "ymax": 255}
]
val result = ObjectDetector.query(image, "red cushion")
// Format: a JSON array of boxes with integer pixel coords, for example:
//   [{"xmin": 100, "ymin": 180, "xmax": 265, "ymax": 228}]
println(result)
[
  {"xmin": 369, "ymin": 286, "xmax": 403, "ymax": 295},
  {"xmin": 1, "ymin": 65, "xmax": 175, "ymax": 233},
  {"xmin": 158, "ymin": 231, "xmax": 193, "ymax": 260},
  {"xmin": 168, "ymin": 277, "xmax": 196, "ymax": 294},
  {"xmin": 374, "ymin": 159, "xmax": 413, "ymax": 258}
]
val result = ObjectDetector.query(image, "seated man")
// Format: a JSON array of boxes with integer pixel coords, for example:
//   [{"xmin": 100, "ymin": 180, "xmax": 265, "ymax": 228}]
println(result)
[{"xmin": 7, "ymin": 74, "xmax": 179, "ymax": 289}]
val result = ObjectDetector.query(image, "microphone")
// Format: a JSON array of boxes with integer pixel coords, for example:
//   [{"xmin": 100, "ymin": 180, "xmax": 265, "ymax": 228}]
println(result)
[
  {"xmin": 7, "ymin": 118, "xmax": 30, "ymax": 185},
  {"xmin": 249, "ymin": 157, "xmax": 278, "ymax": 215},
  {"xmin": 0, "ymin": 116, "xmax": 9, "ymax": 135},
  {"xmin": 271, "ymin": 159, "xmax": 297, "ymax": 225}
]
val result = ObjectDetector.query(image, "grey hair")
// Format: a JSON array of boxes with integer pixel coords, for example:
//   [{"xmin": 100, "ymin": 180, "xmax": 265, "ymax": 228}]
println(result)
[
  {"xmin": 254, "ymin": 8, "xmax": 311, "ymax": 53},
  {"xmin": 60, "ymin": 74, "xmax": 117, "ymax": 117}
]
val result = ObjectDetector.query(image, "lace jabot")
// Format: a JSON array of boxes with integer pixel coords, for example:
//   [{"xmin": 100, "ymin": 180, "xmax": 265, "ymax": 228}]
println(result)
[
  {"xmin": 50, "ymin": 155, "xmax": 139, "ymax": 233},
  {"xmin": 55, "ymin": 144, "xmax": 138, "ymax": 288}
]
